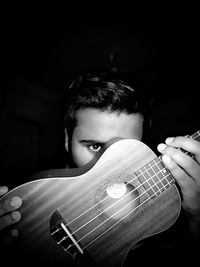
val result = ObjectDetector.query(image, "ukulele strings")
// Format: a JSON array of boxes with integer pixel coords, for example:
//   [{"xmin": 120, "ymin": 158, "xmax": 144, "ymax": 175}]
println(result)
[
  {"xmin": 78, "ymin": 132, "xmax": 200, "ymax": 249},
  {"xmin": 83, "ymin": 173, "xmax": 174, "ymax": 251},
  {"xmin": 63, "ymin": 131, "xmax": 200, "ymax": 249},
  {"xmin": 65, "ymin": 131, "xmax": 199, "ymax": 228},
  {"xmin": 65, "ymin": 155, "xmax": 166, "ymax": 227},
  {"xmin": 79, "ymin": 172, "xmax": 173, "ymax": 247},
  {"xmin": 64, "ymin": 156, "xmax": 171, "ymax": 238},
  {"xmin": 65, "ymin": 132, "xmax": 199, "ymax": 232}
]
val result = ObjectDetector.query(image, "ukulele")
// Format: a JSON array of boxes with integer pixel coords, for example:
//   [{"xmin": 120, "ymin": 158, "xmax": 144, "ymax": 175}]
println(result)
[{"xmin": 0, "ymin": 131, "xmax": 199, "ymax": 267}]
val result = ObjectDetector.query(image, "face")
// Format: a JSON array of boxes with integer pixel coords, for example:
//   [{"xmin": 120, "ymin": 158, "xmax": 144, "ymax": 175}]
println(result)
[{"xmin": 65, "ymin": 108, "xmax": 144, "ymax": 167}]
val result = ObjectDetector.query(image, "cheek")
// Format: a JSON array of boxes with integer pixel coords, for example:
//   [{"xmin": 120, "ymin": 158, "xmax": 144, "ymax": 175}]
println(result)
[{"xmin": 71, "ymin": 142, "xmax": 94, "ymax": 167}]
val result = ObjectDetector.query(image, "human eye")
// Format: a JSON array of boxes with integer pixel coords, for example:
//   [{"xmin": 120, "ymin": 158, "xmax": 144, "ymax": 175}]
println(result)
[{"xmin": 89, "ymin": 143, "xmax": 102, "ymax": 152}]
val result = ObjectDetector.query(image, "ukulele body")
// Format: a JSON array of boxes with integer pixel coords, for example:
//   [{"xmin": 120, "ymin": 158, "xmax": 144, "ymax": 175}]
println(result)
[{"xmin": 0, "ymin": 139, "xmax": 181, "ymax": 267}]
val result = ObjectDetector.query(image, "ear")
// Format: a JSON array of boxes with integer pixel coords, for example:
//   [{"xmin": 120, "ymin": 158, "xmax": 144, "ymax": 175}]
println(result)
[{"xmin": 64, "ymin": 128, "xmax": 69, "ymax": 152}]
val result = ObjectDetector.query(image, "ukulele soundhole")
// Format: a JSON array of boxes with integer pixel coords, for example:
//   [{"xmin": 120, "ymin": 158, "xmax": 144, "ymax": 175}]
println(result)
[
  {"xmin": 102, "ymin": 182, "xmax": 140, "ymax": 220},
  {"xmin": 95, "ymin": 177, "xmax": 140, "ymax": 222}
]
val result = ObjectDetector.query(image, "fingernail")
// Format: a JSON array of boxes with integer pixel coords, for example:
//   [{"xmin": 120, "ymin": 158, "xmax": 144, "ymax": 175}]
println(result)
[
  {"xmin": 166, "ymin": 137, "xmax": 174, "ymax": 144},
  {"xmin": 0, "ymin": 186, "xmax": 8, "ymax": 195},
  {"xmin": 11, "ymin": 211, "xmax": 21, "ymax": 221},
  {"xmin": 157, "ymin": 143, "xmax": 167, "ymax": 152},
  {"xmin": 10, "ymin": 197, "xmax": 21, "ymax": 207}
]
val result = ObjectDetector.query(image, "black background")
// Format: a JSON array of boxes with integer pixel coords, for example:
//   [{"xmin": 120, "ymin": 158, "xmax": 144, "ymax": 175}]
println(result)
[{"xmin": 0, "ymin": 6, "xmax": 199, "ymax": 187}]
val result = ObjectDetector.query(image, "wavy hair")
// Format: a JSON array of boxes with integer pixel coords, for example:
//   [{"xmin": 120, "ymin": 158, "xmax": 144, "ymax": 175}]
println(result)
[{"xmin": 63, "ymin": 69, "xmax": 153, "ymax": 142}]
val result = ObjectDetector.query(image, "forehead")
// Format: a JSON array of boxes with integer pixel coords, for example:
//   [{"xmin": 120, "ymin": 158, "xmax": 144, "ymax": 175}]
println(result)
[{"xmin": 73, "ymin": 108, "xmax": 144, "ymax": 142}]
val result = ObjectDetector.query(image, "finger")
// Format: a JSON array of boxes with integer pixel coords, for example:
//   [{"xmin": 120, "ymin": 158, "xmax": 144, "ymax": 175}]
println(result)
[
  {"xmin": 162, "ymin": 154, "xmax": 200, "ymax": 213},
  {"xmin": 0, "ymin": 196, "xmax": 22, "ymax": 216},
  {"xmin": 162, "ymin": 155, "xmax": 193, "ymax": 189},
  {"xmin": 0, "ymin": 186, "xmax": 8, "ymax": 197},
  {"xmin": 0, "ymin": 211, "xmax": 21, "ymax": 231},
  {"xmin": 158, "ymin": 144, "xmax": 200, "ymax": 182},
  {"xmin": 162, "ymin": 155, "xmax": 199, "ymax": 199},
  {"xmin": 0, "ymin": 229, "xmax": 19, "ymax": 250},
  {"xmin": 165, "ymin": 136, "xmax": 200, "ymax": 163}
]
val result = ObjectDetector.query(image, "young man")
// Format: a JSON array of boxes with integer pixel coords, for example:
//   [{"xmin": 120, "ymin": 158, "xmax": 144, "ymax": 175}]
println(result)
[{"xmin": 0, "ymin": 69, "xmax": 200, "ymax": 265}]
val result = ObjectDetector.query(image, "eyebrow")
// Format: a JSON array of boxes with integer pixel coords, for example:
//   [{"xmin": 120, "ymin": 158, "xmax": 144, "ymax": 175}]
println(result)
[{"xmin": 80, "ymin": 139, "xmax": 105, "ymax": 145}]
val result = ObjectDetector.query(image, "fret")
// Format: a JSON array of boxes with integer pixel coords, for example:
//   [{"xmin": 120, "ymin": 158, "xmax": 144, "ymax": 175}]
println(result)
[
  {"xmin": 151, "ymin": 157, "xmax": 174, "ymax": 185},
  {"xmin": 135, "ymin": 168, "xmax": 156, "ymax": 198},
  {"xmin": 143, "ymin": 165, "xmax": 162, "ymax": 194},
  {"xmin": 140, "ymin": 166, "xmax": 158, "ymax": 191},
  {"xmin": 149, "ymin": 160, "xmax": 168, "ymax": 190},
  {"xmin": 147, "ymin": 162, "xmax": 166, "ymax": 192},
  {"xmin": 136, "ymin": 157, "xmax": 175, "ymax": 199},
  {"xmin": 155, "ymin": 159, "xmax": 171, "ymax": 189}
]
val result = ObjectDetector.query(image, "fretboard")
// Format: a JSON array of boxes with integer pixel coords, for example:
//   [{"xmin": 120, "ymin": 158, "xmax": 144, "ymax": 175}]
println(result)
[{"xmin": 135, "ymin": 130, "xmax": 200, "ymax": 199}]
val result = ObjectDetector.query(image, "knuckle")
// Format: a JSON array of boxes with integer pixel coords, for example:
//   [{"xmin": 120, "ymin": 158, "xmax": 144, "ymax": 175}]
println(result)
[
  {"xmin": 0, "ymin": 197, "xmax": 22, "ymax": 215},
  {"xmin": 0, "ymin": 211, "xmax": 21, "ymax": 231},
  {"xmin": 1, "ymin": 199, "xmax": 12, "ymax": 213},
  {"xmin": 11, "ymin": 211, "xmax": 21, "ymax": 222},
  {"xmin": 0, "ymin": 200, "xmax": 9, "ymax": 214}
]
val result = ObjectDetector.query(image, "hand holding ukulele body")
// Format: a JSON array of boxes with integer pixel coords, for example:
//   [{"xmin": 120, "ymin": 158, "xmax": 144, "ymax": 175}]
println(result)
[{"xmin": 0, "ymin": 186, "xmax": 22, "ymax": 246}]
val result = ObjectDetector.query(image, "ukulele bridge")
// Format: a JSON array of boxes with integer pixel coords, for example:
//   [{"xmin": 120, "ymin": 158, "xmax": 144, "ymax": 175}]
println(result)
[
  {"xmin": 50, "ymin": 210, "xmax": 94, "ymax": 265},
  {"xmin": 50, "ymin": 209, "xmax": 82, "ymax": 257}
]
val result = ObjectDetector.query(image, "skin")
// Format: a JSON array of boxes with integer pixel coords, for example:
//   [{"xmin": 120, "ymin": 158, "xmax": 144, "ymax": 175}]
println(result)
[
  {"xmin": 65, "ymin": 108, "xmax": 144, "ymax": 166},
  {"xmin": 158, "ymin": 137, "xmax": 200, "ymax": 235},
  {"xmin": 0, "ymin": 107, "xmax": 200, "ymax": 246}
]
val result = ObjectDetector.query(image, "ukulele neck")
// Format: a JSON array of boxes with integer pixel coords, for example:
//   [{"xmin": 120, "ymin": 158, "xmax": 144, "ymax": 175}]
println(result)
[{"xmin": 135, "ymin": 130, "xmax": 200, "ymax": 199}]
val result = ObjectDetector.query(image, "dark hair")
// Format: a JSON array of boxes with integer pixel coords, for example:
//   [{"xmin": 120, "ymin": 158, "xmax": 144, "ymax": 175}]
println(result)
[{"xmin": 63, "ymin": 69, "xmax": 153, "ymax": 142}]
